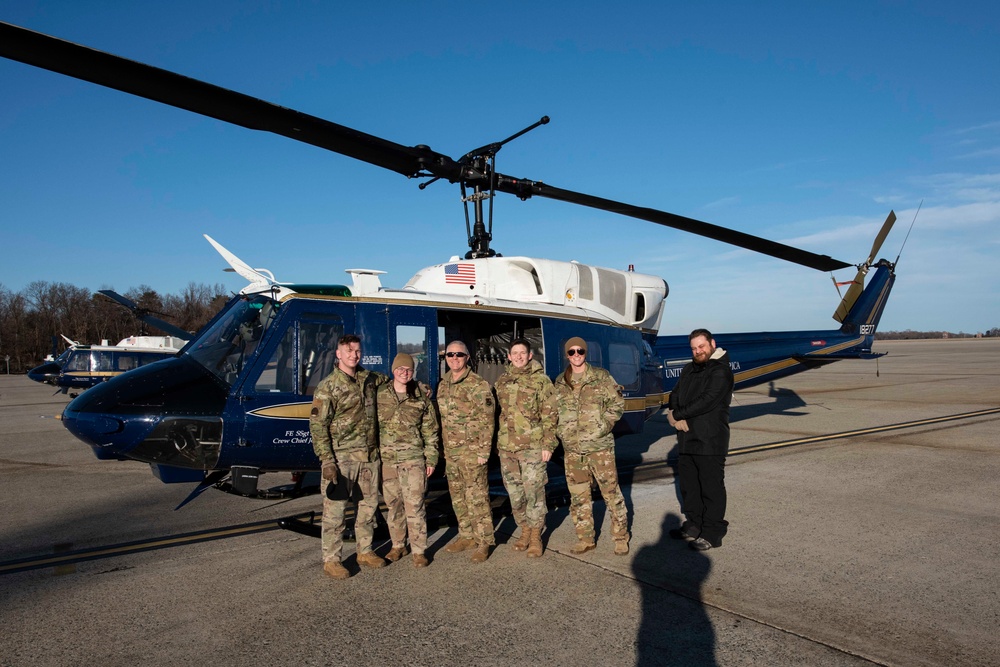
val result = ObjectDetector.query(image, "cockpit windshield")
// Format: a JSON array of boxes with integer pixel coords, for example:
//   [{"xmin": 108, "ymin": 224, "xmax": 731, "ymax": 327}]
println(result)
[{"xmin": 185, "ymin": 296, "xmax": 277, "ymax": 386}]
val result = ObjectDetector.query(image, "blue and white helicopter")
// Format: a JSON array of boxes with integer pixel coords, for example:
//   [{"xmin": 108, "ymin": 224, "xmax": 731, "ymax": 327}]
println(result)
[
  {"xmin": 2, "ymin": 22, "xmax": 899, "ymax": 501},
  {"xmin": 26, "ymin": 291, "xmax": 192, "ymax": 396}
]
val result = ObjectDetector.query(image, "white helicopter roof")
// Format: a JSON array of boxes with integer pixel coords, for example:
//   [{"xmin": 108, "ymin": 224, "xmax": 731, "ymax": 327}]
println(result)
[
  {"xmin": 207, "ymin": 237, "xmax": 668, "ymax": 332},
  {"xmin": 378, "ymin": 256, "xmax": 667, "ymax": 331},
  {"xmin": 101, "ymin": 336, "xmax": 187, "ymax": 351}
]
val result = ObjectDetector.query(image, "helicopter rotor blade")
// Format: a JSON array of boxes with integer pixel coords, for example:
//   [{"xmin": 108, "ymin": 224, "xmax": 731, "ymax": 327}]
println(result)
[
  {"xmin": 493, "ymin": 176, "xmax": 853, "ymax": 272},
  {"xmin": 831, "ymin": 210, "xmax": 896, "ymax": 323},
  {"xmin": 97, "ymin": 290, "xmax": 192, "ymax": 340},
  {"xmin": 865, "ymin": 210, "xmax": 897, "ymax": 266},
  {"xmin": 0, "ymin": 22, "xmax": 455, "ymax": 179},
  {"xmin": 1, "ymin": 20, "xmax": 852, "ymax": 272}
]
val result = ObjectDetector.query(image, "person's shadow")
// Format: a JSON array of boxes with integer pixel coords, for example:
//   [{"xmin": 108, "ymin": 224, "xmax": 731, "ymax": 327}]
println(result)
[{"xmin": 633, "ymin": 512, "xmax": 718, "ymax": 666}]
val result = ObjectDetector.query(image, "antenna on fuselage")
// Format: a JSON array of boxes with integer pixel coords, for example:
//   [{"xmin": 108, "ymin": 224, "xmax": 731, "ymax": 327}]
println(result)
[{"xmin": 893, "ymin": 200, "xmax": 921, "ymax": 268}]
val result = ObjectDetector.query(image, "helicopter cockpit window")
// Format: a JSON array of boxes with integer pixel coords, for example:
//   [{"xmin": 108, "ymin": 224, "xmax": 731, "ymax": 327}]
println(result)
[
  {"xmin": 255, "ymin": 326, "xmax": 295, "ymax": 393},
  {"xmin": 66, "ymin": 352, "xmax": 90, "ymax": 372},
  {"xmin": 253, "ymin": 316, "xmax": 343, "ymax": 395},
  {"xmin": 396, "ymin": 325, "xmax": 430, "ymax": 386},
  {"xmin": 301, "ymin": 319, "xmax": 343, "ymax": 395},
  {"xmin": 186, "ymin": 296, "xmax": 277, "ymax": 386},
  {"xmin": 609, "ymin": 342, "xmax": 640, "ymax": 390}
]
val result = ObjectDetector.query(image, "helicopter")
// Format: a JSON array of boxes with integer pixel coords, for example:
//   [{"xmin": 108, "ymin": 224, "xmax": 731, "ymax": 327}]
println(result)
[
  {"xmin": 2, "ymin": 22, "xmax": 898, "ymax": 501},
  {"xmin": 25, "ymin": 290, "xmax": 192, "ymax": 396}
]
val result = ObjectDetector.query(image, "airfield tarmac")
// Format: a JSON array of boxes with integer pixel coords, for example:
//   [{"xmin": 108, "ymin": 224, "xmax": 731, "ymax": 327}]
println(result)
[{"xmin": 1, "ymin": 338, "xmax": 998, "ymax": 667}]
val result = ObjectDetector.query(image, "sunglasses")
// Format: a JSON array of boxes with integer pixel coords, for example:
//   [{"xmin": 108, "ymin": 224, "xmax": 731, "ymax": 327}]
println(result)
[
  {"xmin": 567, "ymin": 348, "xmax": 586, "ymax": 356},
  {"xmin": 445, "ymin": 352, "xmax": 468, "ymax": 358}
]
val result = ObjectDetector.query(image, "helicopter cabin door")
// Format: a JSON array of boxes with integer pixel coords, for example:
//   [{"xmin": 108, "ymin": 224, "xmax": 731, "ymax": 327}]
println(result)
[
  {"xmin": 234, "ymin": 306, "xmax": 351, "ymax": 470},
  {"xmin": 386, "ymin": 306, "xmax": 440, "ymax": 390}
]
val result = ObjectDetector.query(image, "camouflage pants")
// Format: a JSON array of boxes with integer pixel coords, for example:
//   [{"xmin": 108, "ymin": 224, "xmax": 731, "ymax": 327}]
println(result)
[
  {"xmin": 446, "ymin": 454, "xmax": 495, "ymax": 546},
  {"xmin": 565, "ymin": 448, "xmax": 628, "ymax": 543},
  {"xmin": 322, "ymin": 460, "xmax": 381, "ymax": 563},
  {"xmin": 382, "ymin": 460, "xmax": 429, "ymax": 555},
  {"xmin": 499, "ymin": 449, "xmax": 548, "ymax": 530}
]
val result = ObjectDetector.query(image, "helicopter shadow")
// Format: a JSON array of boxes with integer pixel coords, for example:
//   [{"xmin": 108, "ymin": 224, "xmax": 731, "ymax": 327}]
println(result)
[
  {"xmin": 614, "ymin": 382, "xmax": 810, "ymax": 510},
  {"xmin": 617, "ymin": 382, "xmax": 811, "ymax": 461},
  {"xmin": 634, "ymin": 512, "xmax": 718, "ymax": 666},
  {"xmin": 731, "ymin": 381, "xmax": 810, "ymax": 421}
]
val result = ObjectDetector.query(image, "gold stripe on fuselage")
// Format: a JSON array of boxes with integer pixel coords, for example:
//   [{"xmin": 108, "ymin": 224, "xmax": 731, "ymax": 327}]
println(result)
[{"xmin": 248, "ymin": 403, "xmax": 312, "ymax": 420}]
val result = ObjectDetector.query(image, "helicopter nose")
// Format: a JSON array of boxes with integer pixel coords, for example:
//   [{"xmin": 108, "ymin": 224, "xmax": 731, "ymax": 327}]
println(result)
[
  {"xmin": 62, "ymin": 356, "xmax": 228, "ymax": 466},
  {"xmin": 62, "ymin": 412, "xmax": 129, "ymax": 459},
  {"xmin": 27, "ymin": 361, "xmax": 61, "ymax": 385}
]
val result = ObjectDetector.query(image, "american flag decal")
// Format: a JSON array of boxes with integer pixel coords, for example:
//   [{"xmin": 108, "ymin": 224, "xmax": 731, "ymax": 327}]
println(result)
[{"xmin": 444, "ymin": 263, "xmax": 476, "ymax": 284}]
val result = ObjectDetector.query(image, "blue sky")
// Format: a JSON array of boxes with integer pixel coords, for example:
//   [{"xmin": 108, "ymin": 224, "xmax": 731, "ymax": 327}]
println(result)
[{"xmin": 2, "ymin": 1, "xmax": 998, "ymax": 335}]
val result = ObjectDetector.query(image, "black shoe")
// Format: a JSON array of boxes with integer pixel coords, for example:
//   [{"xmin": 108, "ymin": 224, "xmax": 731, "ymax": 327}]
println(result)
[
  {"xmin": 690, "ymin": 538, "xmax": 717, "ymax": 551},
  {"xmin": 669, "ymin": 525, "xmax": 698, "ymax": 540}
]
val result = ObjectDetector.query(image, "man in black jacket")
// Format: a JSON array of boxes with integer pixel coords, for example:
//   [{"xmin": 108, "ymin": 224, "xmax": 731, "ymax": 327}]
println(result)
[{"xmin": 667, "ymin": 329, "xmax": 735, "ymax": 550}]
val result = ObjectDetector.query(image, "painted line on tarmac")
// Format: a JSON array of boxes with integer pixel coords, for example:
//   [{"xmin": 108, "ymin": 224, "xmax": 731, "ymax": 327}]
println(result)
[
  {"xmin": 730, "ymin": 406, "xmax": 1000, "ymax": 455},
  {"xmin": 6, "ymin": 408, "xmax": 995, "ymax": 575},
  {"xmin": 626, "ymin": 406, "xmax": 1000, "ymax": 479},
  {"xmin": 0, "ymin": 512, "xmax": 317, "ymax": 576}
]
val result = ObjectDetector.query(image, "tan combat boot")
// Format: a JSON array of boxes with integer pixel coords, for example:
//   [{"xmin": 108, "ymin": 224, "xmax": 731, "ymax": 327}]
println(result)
[
  {"xmin": 444, "ymin": 537, "xmax": 476, "ymax": 553},
  {"xmin": 323, "ymin": 560, "xmax": 350, "ymax": 580},
  {"xmin": 614, "ymin": 534, "xmax": 630, "ymax": 556},
  {"xmin": 526, "ymin": 527, "xmax": 544, "ymax": 558},
  {"xmin": 356, "ymin": 551, "xmax": 387, "ymax": 569},
  {"xmin": 412, "ymin": 553, "xmax": 429, "ymax": 568},
  {"xmin": 470, "ymin": 543, "xmax": 491, "ymax": 564},
  {"xmin": 385, "ymin": 545, "xmax": 409, "ymax": 562},
  {"xmin": 570, "ymin": 538, "xmax": 596, "ymax": 554},
  {"xmin": 512, "ymin": 527, "xmax": 530, "ymax": 551}
]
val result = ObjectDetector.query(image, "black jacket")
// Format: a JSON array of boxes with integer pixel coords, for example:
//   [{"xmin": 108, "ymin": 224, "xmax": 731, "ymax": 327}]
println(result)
[{"xmin": 667, "ymin": 348, "xmax": 734, "ymax": 455}]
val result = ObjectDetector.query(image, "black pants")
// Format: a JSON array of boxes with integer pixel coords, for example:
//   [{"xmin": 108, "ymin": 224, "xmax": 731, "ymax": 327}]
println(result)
[{"xmin": 677, "ymin": 453, "xmax": 728, "ymax": 546}]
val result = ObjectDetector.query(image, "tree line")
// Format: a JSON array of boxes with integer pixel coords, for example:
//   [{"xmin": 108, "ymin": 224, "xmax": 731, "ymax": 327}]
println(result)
[
  {"xmin": 3, "ymin": 280, "xmax": 997, "ymax": 375},
  {"xmin": 0, "ymin": 281, "xmax": 230, "ymax": 374}
]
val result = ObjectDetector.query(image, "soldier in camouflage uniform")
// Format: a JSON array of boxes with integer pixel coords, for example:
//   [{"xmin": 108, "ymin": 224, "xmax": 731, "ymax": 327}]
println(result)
[
  {"xmin": 553, "ymin": 336, "xmax": 629, "ymax": 555},
  {"xmin": 377, "ymin": 353, "xmax": 440, "ymax": 568},
  {"xmin": 493, "ymin": 338, "xmax": 557, "ymax": 558},
  {"xmin": 437, "ymin": 341, "xmax": 496, "ymax": 563},
  {"xmin": 309, "ymin": 334, "xmax": 388, "ymax": 580}
]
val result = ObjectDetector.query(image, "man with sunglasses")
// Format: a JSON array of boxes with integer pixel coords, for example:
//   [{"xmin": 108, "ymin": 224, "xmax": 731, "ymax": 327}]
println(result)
[
  {"xmin": 436, "ymin": 341, "xmax": 497, "ymax": 563},
  {"xmin": 494, "ymin": 338, "xmax": 557, "ymax": 558},
  {"xmin": 553, "ymin": 337, "xmax": 629, "ymax": 555}
]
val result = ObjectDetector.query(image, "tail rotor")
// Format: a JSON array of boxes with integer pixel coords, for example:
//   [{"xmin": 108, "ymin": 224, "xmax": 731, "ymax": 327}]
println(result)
[{"xmin": 833, "ymin": 211, "xmax": 896, "ymax": 323}]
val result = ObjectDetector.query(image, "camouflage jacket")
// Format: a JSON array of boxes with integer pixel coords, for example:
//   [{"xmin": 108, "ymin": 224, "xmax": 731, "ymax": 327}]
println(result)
[
  {"xmin": 494, "ymin": 359, "xmax": 557, "ymax": 453},
  {"xmin": 375, "ymin": 381, "xmax": 440, "ymax": 468},
  {"xmin": 553, "ymin": 363, "xmax": 624, "ymax": 454},
  {"xmin": 437, "ymin": 367, "xmax": 495, "ymax": 460},
  {"xmin": 309, "ymin": 366, "xmax": 387, "ymax": 464}
]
